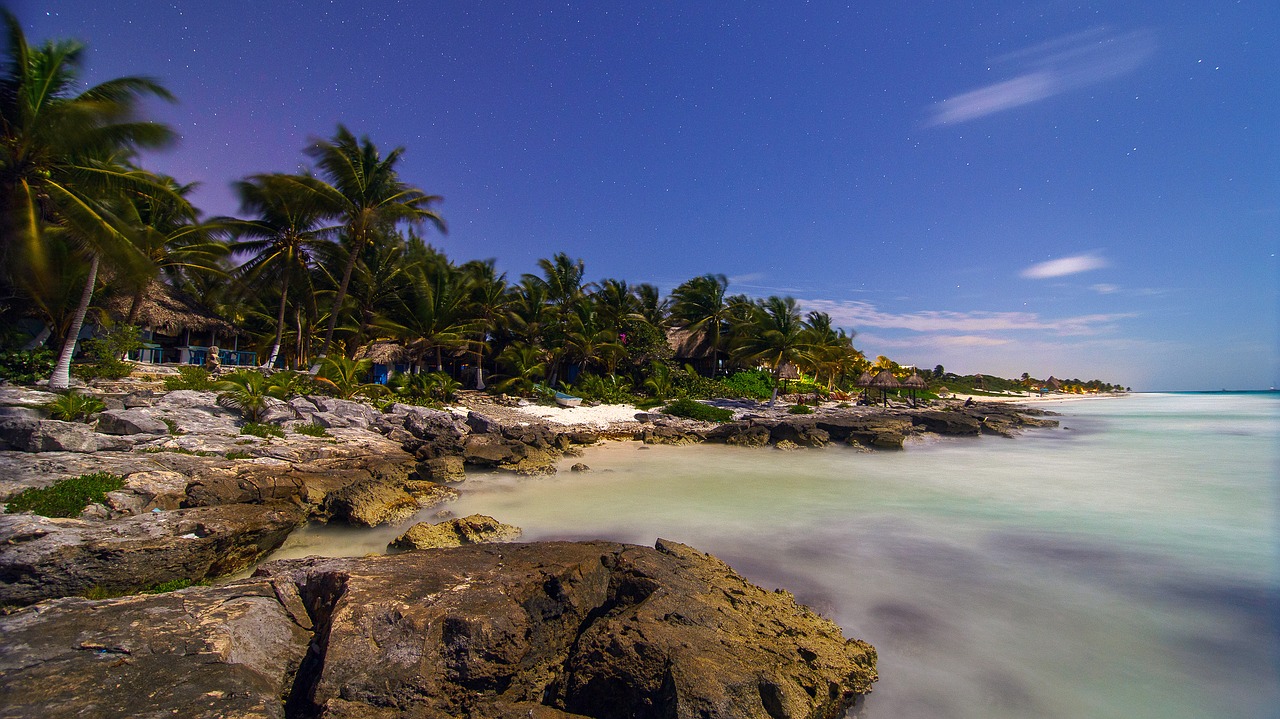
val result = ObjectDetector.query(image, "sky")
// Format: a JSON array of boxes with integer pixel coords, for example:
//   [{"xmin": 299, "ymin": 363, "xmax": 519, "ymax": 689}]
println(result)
[{"xmin": 16, "ymin": 1, "xmax": 1279, "ymax": 390}]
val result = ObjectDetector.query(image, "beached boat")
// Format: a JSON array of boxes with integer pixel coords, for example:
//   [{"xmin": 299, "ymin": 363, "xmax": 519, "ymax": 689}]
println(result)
[{"xmin": 554, "ymin": 392, "xmax": 582, "ymax": 408}]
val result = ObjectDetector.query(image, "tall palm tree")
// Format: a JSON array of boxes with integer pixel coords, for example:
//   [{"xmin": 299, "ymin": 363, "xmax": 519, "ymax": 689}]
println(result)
[
  {"xmin": 228, "ymin": 174, "xmax": 331, "ymax": 368},
  {"xmin": 461, "ymin": 259, "xmax": 512, "ymax": 390},
  {"xmin": 384, "ymin": 260, "xmax": 475, "ymax": 373},
  {"xmin": 732, "ymin": 296, "xmax": 815, "ymax": 403},
  {"xmin": 294, "ymin": 125, "xmax": 445, "ymax": 363},
  {"xmin": 0, "ymin": 11, "xmax": 182, "ymax": 388},
  {"xmin": 670, "ymin": 273, "xmax": 730, "ymax": 376}
]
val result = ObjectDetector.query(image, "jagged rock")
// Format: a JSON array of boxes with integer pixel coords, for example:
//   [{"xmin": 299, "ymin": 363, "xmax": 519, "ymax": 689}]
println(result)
[
  {"xmin": 414, "ymin": 455, "xmax": 466, "ymax": 483},
  {"xmin": 463, "ymin": 433, "xmax": 522, "ymax": 464},
  {"xmin": 311, "ymin": 397, "xmax": 379, "ymax": 427},
  {"xmin": 104, "ymin": 470, "xmax": 190, "ymax": 514},
  {"xmin": 288, "ymin": 396, "xmax": 320, "ymax": 420},
  {"xmin": 388, "ymin": 514, "xmax": 522, "ymax": 549},
  {"xmin": 96, "ymin": 408, "xmax": 169, "ymax": 435},
  {"xmin": 0, "ymin": 405, "xmax": 45, "ymax": 419},
  {"xmin": 566, "ymin": 431, "xmax": 600, "ymax": 445},
  {"xmin": 466, "ymin": 410, "xmax": 504, "ymax": 434},
  {"xmin": 636, "ymin": 422, "xmax": 703, "ymax": 446},
  {"xmin": 770, "ymin": 420, "xmax": 831, "ymax": 447},
  {"xmin": 258, "ymin": 397, "xmax": 298, "ymax": 424},
  {"xmin": 0, "ymin": 541, "xmax": 877, "ymax": 719},
  {"xmin": 403, "ymin": 407, "xmax": 469, "ymax": 459},
  {"xmin": 910, "ymin": 410, "xmax": 982, "ymax": 436},
  {"xmin": 311, "ymin": 411, "xmax": 350, "ymax": 429},
  {"xmin": 0, "ymin": 578, "xmax": 312, "ymax": 719},
  {"xmin": 0, "ymin": 418, "xmax": 126, "ymax": 453},
  {"xmin": 570, "ymin": 462, "xmax": 590, "ymax": 472},
  {"xmin": 121, "ymin": 390, "xmax": 157, "ymax": 408},
  {"xmin": 0, "ymin": 502, "xmax": 304, "ymax": 607},
  {"xmin": 774, "ymin": 439, "xmax": 800, "ymax": 451},
  {"xmin": 320, "ymin": 476, "xmax": 457, "ymax": 527},
  {"xmin": 708, "ymin": 422, "xmax": 772, "ymax": 447}
]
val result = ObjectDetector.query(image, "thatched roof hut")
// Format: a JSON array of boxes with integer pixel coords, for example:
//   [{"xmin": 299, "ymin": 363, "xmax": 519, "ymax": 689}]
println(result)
[
  {"xmin": 105, "ymin": 280, "xmax": 234, "ymax": 336},
  {"xmin": 666, "ymin": 328, "xmax": 715, "ymax": 359},
  {"xmin": 901, "ymin": 372, "xmax": 927, "ymax": 407},
  {"xmin": 356, "ymin": 341, "xmax": 409, "ymax": 365},
  {"xmin": 855, "ymin": 371, "xmax": 874, "ymax": 388},
  {"xmin": 869, "ymin": 369, "xmax": 901, "ymax": 389},
  {"xmin": 1045, "ymin": 376, "xmax": 1062, "ymax": 391}
]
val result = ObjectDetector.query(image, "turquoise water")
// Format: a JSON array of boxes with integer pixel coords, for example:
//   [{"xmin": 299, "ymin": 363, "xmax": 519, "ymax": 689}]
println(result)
[{"xmin": 273, "ymin": 393, "xmax": 1280, "ymax": 718}]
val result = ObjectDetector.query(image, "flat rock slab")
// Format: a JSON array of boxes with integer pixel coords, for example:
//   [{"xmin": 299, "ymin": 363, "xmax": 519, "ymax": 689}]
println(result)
[
  {"xmin": 389, "ymin": 513, "xmax": 522, "ymax": 549},
  {"xmin": 0, "ymin": 540, "xmax": 878, "ymax": 719}
]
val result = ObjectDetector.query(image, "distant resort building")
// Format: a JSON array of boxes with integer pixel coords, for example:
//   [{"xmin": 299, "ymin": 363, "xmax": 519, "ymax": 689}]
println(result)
[{"xmin": 105, "ymin": 280, "xmax": 256, "ymax": 367}]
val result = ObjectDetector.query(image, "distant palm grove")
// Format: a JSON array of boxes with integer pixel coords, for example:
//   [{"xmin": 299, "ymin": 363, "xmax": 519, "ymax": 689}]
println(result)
[{"xmin": 0, "ymin": 12, "xmax": 1124, "ymax": 400}]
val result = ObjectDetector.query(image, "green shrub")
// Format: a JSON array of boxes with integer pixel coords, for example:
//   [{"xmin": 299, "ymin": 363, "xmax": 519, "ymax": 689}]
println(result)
[
  {"xmin": 662, "ymin": 398, "xmax": 733, "ymax": 423},
  {"xmin": 224, "ymin": 450, "xmax": 254, "ymax": 460},
  {"xmin": 571, "ymin": 373, "xmax": 635, "ymax": 404},
  {"xmin": 788, "ymin": 404, "xmax": 813, "ymax": 415},
  {"xmin": 3, "ymin": 472, "xmax": 125, "ymax": 517},
  {"xmin": 164, "ymin": 365, "xmax": 215, "ymax": 391},
  {"xmin": 71, "ymin": 325, "xmax": 143, "ymax": 381},
  {"xmin": 240, "ymin": 422, "xmax": 284, "ymax": 438},
  {"xmin": 293, "ymin": 422, "xmax": 329, "ymax": 437},
  {"xmin": 669, "ymin": 366, "xmax": 734, "ymax": 400},
  {"xmin": 143, "ymin": 578, "xmax": 201, "ymax": 594},
  {"xmin": 71, "ymin": 358, "xmax": 133, "ymax": 381},
  {"xmin": 721, "ymin": 370, "xmax": 775, "ymax": 400},
  {"xmin": 45, "ymin": 391, "xmax": 106, "ymax": 422},
  {"xmin": 0, "ymin": 348, "xmax": 54, "ymax": 384},
  {"xmin": 160, "ymin": 418, "xmax": 182, "ymax": 435}
]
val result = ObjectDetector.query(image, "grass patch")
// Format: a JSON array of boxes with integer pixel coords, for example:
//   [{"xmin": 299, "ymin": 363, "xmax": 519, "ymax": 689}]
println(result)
[
  {"xmin": 160, "ymin": 417, "xmax": 182, "ymax": 435},
  {"xmin": 788, "ymin": 404, "xmax": 814, "ymax": 415},
  {"xmin": 240, "ymin": 422, "xmax": 284, "ymax": 439},
  {"xmin": 164, "ymin": 366, "xmax": 215, "ymax": 391},
  {"xmin": 662, "ymin": 398, "xmax": 734, "ymax": 423},
  {"xmin": 224, "ymin": 450, "xmax": 254, "ymax": 460},
  {"xmin": 293, "ymin": 422, "xmax": 329, "ymax": 437},
  {"xmin": 3, "ymin": 472, "xmax": 125, "ymax": 518},
  {"xmin": 143, "ymin": 578, "xmax": 202, "ymax": 594}
]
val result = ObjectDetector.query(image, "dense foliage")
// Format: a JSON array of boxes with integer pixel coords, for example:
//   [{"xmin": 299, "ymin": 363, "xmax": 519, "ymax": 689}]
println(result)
[{"xmin": 662, "ymin": 398, "xmax": 734, "ymax": 423}]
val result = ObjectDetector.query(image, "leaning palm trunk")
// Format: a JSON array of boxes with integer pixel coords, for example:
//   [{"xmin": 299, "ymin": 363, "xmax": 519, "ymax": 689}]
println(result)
[
  {"xmin": 263, "ymin": 273, "xmax": 291, "ymax": 369},
  {"xmin": 49, "ymin": 253, "xmax": 100, "ymax": 390},
  {"xmin": 22, "ymin": 324, "xmax": 51, "ymax": 350},
  {"xmin": 315, "ymin": 239, "xmax": 361, "ymax": 366}
]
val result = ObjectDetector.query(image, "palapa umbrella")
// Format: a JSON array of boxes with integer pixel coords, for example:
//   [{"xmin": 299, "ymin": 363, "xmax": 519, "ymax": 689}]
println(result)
[
  {"xmin": 776, "ymin": 362, "xmax": 801, "ymax": 400},
  {"xmin": 901, "ymin": 372, "xmax": 928, "ymax": 408},
  {"xmin": 854, "ymin": 371, "xmax": 875, "ymax": 405},
  {"xmin": 869, "ymin": 369, "xmax": 901, "ymax": 407}
]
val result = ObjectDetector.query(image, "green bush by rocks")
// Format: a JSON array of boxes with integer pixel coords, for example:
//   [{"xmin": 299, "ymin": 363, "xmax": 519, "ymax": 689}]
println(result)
[
  {"xmin": 662, "ymin": 398, "xmax": 733, "ymax": 423},
  {"xmin": 0, "ymin": 348, "xmax": 54, "ymax": 384},
  {"xmin": 3, "ymin": 472, "xmax": 125, "ymax": 518}
]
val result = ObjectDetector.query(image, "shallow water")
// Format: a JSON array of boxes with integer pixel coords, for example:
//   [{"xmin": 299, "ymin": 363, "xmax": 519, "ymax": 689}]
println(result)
[{"xmin": 270, "ymin": 393, "xmax": 1280, "ymax": 719}]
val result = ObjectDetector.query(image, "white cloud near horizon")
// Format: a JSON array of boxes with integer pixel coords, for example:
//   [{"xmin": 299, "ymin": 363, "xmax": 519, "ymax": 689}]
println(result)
[
  {"xmin": 799, "ymin": 298, "xmax": 1133, "ymax": 336},
  {"xmin": 1021, "ymin": 254, "xmax": 1108, "ymax": 279},
  {"xmin": 928, "ymin": 28, "xmax": 1155, "ymax": 126}
]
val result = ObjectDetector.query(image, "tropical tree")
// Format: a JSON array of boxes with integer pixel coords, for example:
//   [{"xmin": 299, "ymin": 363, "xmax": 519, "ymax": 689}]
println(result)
[
  {"xmin": 312, "ymin": 355, "xmax": 388, "ymax": 400},
  {"xmin": 0, "ymin": 10, "xmax": 183, "ymax": 388},
  {"xmin": 670, "ymin": 274, "xmax": 730, "ymax": 376},
  {"xmin": 493, "ymin": 343, "xmax": 546, "ymax": 396},
  {"xmin": 461, "ymin": 259, "xmax": 513, "ymax": 390},
  {"xmin": 215, "ymin": 370, "xmax": 272, "ymax": 423},
  {"xmin": 732, "ymin": 296, "xmax": 815, "ymax": 403},
  {"xmin": 295, "ymin": 125, "xmax": 445, "ymax": 363},
  {"xmin": 228, "ymin": 173, "xmax": 332, "ymax": 368},
  {"xmin": 385, "ymin": 258, "xmax": 475, "ymax": 373}
]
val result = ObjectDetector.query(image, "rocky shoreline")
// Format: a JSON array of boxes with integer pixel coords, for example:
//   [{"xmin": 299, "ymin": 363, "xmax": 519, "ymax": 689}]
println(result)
[{"xmin": 0, "ymin": 383, "xmax": 1057, "ymax": 717}]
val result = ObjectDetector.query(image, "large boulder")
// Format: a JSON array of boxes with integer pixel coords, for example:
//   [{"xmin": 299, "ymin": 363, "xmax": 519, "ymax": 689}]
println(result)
[
  {"xmin": 0, "ymin": 417, "xmax": 126, "ymax": 453},
  {"xmin": 909, "ymin": 410, "xmax": 982, "ymax": 436},
  {"xmin": 0, "ymin": 502, "xmax": 304, "ymax": 606},
  {"xmin": 320, "ymin": 476, "xmax": 457, "ymax": 527},
  {"xmin": 0, "ymin": 541, "xmax": 877, "ymax": 719},
  {"xmin": 0, "ymin": 578, "xmax": 312, "ymax": 719},
  {"xmin": 389, "ymin": 514, "xmax": 522, "ymax": 550}
]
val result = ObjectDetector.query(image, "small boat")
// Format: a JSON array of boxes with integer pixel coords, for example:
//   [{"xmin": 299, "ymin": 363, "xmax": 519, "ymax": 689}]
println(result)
[{"xmin": 554, "ymin": 392, "xmax": 582, "ymax": 408}]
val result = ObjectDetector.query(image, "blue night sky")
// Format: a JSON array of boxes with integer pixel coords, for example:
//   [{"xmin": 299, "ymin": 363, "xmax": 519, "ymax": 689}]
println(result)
[{"xmin": 18, "ymin": 1, "xmax": 1279, "ymax": 390}]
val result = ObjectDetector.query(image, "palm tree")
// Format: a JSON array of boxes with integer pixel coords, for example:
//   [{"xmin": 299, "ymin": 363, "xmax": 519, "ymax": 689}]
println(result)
[
  {"xmin": 493, "ymin": 343, "xmax": 546, "ymax": 396},
  {"xmin": 0, "ymin": 11, "xmax": 182, "ymax": 388},
  {"xmin": 461, "ymin": 259, "xmax": 513, "ymax": 390},
  {"xmin": 670, "ymin": 274, "xmax": 730, "ymax": 376},
  {"xmin": 295, "ymin": 126, "xmax": 445, "ymax": 363},
  {"xmin": 228, "ymin": 174, "xmax": 332, "ymax": 368},
  {"xmin": 384, "ymin": 259, "xmax": 475, "ymax": 373},
  {"xmin": 732, "ymin": 296, "xmax": 815, "ymax": 404}
]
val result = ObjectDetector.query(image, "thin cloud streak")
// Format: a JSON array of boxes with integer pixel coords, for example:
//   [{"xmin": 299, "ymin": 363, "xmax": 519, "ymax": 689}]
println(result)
[
  {"xmin": 1021, "ymin": 254, "xmax": 1108, "ymax": 279},
  {"xmin": 800, "ymin": 298, "xmax": 1134, "ymax": 336},
  {"xmin": 928, "ymin": 28, "xmax": 1155, "ymax": 126}
]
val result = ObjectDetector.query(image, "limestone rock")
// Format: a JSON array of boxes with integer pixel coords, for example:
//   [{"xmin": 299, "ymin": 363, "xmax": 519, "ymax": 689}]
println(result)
[
  {"xmin": 96, "ymin": 408, "xmax": 169, "ymax": 435},
  {"xmin": 0, "ymin": 541, "xmax": 877, "ymax": 719},
  {"xmin": 0, "ymin": 579, "xmax": 311, "ymax": 719},
  {"xmin": 0, "ymin": 417, "xmax": 123, "ymax": 453},
  {"xmin": 414, "ymin": 455, "xmax": 466, "ymax": 483},
  {"xmin": 388, "ymin": 514, "xmax": 522, "ymax": 549},
  {"xmin": 0, "ymin": 502, "xmax": 304, "ymax": 606},
  {"xmin": 320, "ymin": 476, "xmax": 457, "ymax": 527},
  {"xmin": 909, "ymin": 410, "xmax": 982, "ymax": 436}
]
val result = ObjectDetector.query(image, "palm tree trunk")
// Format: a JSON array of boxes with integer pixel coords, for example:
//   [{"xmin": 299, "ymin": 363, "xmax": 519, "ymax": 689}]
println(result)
[
  {"xmin": 125, "ymin": 290, "xmax": 145, "ymax": 325},
  {"xmin": 22, "ymin": 324, "xmax": 51, "ymax": 350},
  {"xmin": 264, "ymin": 273, "xmax": 290, "ymax": 368},
  {"xmin": 49, "ymin": 252, "xmax": 100, "ymax": 390},
  {"xmin": 316, "ymin": 236, "xmax": 362, "ymax": 363}
]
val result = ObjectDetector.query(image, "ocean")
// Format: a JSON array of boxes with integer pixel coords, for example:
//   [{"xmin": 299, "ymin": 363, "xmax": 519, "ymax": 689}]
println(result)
[{"xmin": 272, "ymin": 392, "xmax": 1280, "ymax": 718}]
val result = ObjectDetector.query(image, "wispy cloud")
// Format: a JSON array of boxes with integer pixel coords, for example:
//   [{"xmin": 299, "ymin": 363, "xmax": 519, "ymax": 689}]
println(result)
[
  {"xmin": 1091, "ymin": 283, "xmax": 1120, "ymax": 294},
  {"xmin": 1021, "ymin": 254, "xmax": 1108, "ymax": 279},
  {"xmin": 928, "ymin": 28, "xmax": 1155, "ymax": 126},
  {"xmin": 800, "ymin": 298, "xmax": 1133, "ymax": 336}
]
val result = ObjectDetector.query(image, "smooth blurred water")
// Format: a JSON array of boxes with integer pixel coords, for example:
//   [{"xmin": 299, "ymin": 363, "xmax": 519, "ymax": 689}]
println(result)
[{"xmin": 271, "ymin": 393, "xmax": 1280, "ymax": 719}]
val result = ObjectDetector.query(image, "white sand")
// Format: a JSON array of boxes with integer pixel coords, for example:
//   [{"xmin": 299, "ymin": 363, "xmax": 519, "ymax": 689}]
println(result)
[{"xmin": 511, "ymin": 402, "xmax": 644, "ymax": 427}]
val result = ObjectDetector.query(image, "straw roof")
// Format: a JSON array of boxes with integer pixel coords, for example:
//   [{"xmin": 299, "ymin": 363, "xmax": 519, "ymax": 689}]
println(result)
[
  {"xmin": 901, "ymin": 373, "xmax": 928, "ymax": 389},
  {"xmin": 855, "ymin": 371, "xmax": 874, "ymax": 387},
  {"xmin": 868, "ymin": 369, "xmax": 901, "ymax": 389},
  {"xmin": 776, "ymin": 362, "xmax": 801, "ymax": 380},
  {"xmin": 104, "ymin": 280, "xmax": 234, "ymax": 335},
  {"xmin": 666, "ymin": 327, "xmax": 716, "ymax": 359},
  {"xmin": 1045, "ymin": 376, "xmax": 1062, "ymax": 390},
  {"xmin": 355, "ymin": 341, "xmax": 409, "ymax": 364}
]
